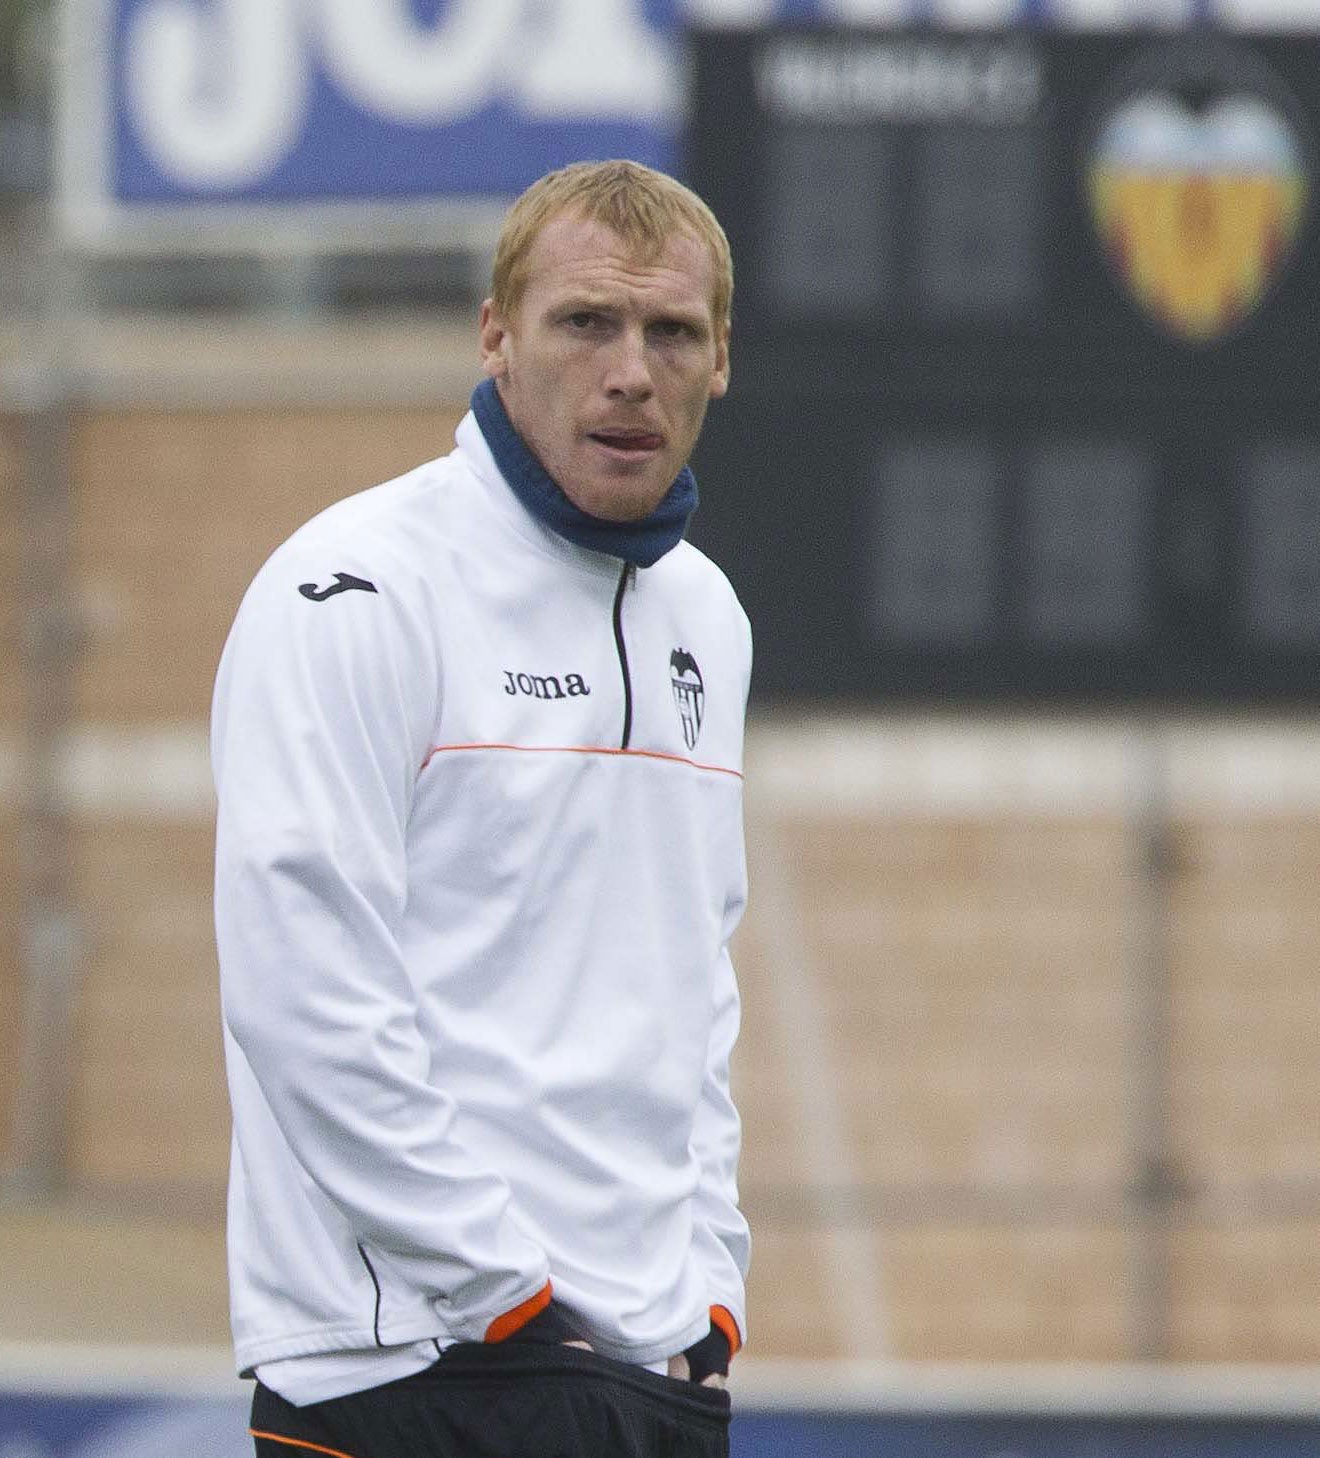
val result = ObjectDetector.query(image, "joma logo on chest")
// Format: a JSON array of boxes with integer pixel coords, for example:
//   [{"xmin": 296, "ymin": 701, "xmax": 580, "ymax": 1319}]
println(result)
[{"xmin": 503, "ymin": 670, "xmax": 591, "ymax": 700}]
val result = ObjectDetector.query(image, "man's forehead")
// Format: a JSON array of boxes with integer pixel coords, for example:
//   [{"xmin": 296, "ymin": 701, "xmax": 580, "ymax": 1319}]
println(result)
[{"xmin": 525, "ymin": 214, "xmax": 715, "ymax": 302}]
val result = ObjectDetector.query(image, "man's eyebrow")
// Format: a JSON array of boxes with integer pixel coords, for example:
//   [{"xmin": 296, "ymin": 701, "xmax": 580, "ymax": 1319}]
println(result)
[{"xmin": 549, "ymin": 290, "xmax": 616, "ymax": 312}]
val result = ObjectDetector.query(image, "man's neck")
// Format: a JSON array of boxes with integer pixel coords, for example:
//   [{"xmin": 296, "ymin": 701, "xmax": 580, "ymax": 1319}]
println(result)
[{"xmin": 470, "ymin": 378, "xmax": 697, "ymax": 569}]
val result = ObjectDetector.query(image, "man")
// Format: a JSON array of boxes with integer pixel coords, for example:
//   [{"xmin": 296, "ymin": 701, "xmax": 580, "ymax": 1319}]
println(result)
[{"xmin": 212, "ymin": 159, "xmax": 751, "ymax": 1458}]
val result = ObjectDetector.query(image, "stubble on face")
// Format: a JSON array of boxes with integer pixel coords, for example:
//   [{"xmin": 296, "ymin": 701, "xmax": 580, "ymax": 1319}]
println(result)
[{"xmin": 479, "ymin": 215, "xmax": 729, "ymax": 523}]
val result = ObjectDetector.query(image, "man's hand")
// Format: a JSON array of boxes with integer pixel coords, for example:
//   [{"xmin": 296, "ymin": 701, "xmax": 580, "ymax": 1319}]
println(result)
[
  {"xmin": 666, "ymin": 1352, "xmax": 727, "ymax": 1388},
  {"xmin": 669, "ymin": 1319, "xmax": 732, "ymax": 1387}
]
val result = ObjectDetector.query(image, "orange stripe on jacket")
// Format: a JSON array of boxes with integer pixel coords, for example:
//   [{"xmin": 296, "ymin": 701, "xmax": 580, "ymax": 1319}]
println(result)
[
  {"xmin": 484, "ymin": 1280, "xmax": 554, "ymax": 1342},
  {"xmin": 420, "ymin": 741, "xmax": 742, "ymax": 779},
  {"xmin": 710, "ymin": 1304, "xmax": 742, "ymax": 1358}
]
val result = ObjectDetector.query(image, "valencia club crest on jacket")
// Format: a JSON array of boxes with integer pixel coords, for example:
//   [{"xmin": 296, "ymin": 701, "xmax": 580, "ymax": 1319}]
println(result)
[{"xmin": 670, "ymin": 648, "xmax": 705, "ymax": 751}]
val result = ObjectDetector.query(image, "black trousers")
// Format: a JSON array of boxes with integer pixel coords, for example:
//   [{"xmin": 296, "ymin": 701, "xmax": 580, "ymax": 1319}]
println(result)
[{"xmin": 250, "ymin": 1342, "xmax": 731, "ymax": 1458}]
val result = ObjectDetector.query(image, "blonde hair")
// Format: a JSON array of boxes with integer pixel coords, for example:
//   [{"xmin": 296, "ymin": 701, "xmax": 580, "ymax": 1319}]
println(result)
[{"xmin": 490, "ymin": 159, "xmax": 733, "ymax": 333}]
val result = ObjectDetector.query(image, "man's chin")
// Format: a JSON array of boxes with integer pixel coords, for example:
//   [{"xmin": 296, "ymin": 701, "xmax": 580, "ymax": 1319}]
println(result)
[
  {"xmin": 567, "ymin": 473, "xmax": 672, "ymax": 523},
  {"xmin": 586, "ymin": 498, "xmax": 664, "ymax": 524}
]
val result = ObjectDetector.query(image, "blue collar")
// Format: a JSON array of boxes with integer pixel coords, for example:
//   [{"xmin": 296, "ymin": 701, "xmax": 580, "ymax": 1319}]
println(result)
[{"xmin": 471, "ymin": 377, "xmax": 697, "ymax": 568}]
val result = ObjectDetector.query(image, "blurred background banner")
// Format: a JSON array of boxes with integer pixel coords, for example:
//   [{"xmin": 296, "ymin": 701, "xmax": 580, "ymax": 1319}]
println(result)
[
  {"xmin": 0, "ymin": 1391, "xmax": 249, "ymax": 1458},
  {"xmin": 57, "ymin": 0, "xmax": 690, "ymax": 248},
  {"xmin": 51, "ymin": 0, "xmax": 1240, "ymax": 252},
  {"xmin": 5, "ymin": 1364, "xmax": 1320, "ymax": 1458},
  {"xmin": 687, "ymin": 25, "xmax": 1320, "ymax": 706}
]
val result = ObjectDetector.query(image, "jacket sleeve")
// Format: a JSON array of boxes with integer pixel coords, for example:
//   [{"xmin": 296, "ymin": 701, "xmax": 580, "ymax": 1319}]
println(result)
[
  {"xmin": 212, "ymin": 541, "xmax": 549, "ymax": 1340},
  {"xmin": 688, "ymin": 940, "xmax": 750, "ymax": 1350},
  {"xmin": 685, "ymin": 589, "xmax": 753, "ymax": 1349}
]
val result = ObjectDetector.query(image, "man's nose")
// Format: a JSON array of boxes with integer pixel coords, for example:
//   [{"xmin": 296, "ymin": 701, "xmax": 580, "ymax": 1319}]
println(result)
[{"xmin": 603, "ymin": 328, "xmax": 654, "ymax": 400}]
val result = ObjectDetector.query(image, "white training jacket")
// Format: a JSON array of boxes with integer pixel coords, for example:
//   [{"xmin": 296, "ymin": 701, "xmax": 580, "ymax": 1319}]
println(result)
[{"xmin": 212, "ymin": 411, "xmax": 751, "ymax": 1381}]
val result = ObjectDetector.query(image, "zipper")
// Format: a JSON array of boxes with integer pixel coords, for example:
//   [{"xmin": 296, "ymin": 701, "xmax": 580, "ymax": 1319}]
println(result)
[{"xmin": 611, "ymin": 562, "xmax": 635, "ymax": 750}]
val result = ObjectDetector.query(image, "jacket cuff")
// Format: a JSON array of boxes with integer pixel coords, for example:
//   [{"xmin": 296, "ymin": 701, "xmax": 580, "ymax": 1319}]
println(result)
[
  {"xmin": 484, "ymin": 1280, "xmax": 553, "ymax": 1342},
  {"xmin": 710, "ymin": 1304, "xmax": 742, "ymax": 1359}
]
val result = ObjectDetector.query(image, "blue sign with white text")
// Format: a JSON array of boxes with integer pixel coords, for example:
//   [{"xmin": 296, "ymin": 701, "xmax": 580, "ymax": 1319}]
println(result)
[{"xmin": 104, "ymin": 0, "xmax": 683, "ymax": 203}]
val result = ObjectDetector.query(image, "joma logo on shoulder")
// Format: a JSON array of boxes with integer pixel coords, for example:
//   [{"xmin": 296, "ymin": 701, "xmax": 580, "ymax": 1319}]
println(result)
[{"xmin": 503, "ymin": 670, "xmax": 591, "ymax": 700}]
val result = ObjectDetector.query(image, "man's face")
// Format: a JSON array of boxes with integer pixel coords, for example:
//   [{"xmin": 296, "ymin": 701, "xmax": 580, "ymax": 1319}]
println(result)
[{"xmin": 479, "ymin": 214, "xmax": 730, "ymax": 523}]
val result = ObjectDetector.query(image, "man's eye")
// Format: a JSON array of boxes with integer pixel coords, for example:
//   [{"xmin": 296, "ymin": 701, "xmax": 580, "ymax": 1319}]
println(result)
[
  {"xmin": 567, "ymin": 312, "xmax": 597, "ymax": 329},
  {"xmin": 654, "ymin": 320, "xmax": 696, "ymax": 340}
]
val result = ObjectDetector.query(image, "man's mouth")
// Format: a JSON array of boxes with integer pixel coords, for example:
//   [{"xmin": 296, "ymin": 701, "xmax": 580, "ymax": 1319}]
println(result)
[{"xmin": 589, "ymin": 430, "xmax": 664, "ymax": 454}]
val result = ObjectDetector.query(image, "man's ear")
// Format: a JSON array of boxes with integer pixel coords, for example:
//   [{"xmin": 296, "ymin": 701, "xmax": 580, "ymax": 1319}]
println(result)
[
  {"xmin": 709, "ymin": 325, "xmax": 731, "ymax": 400},
  {"xmin": 479, "ymin": 299, "xmax": 510, "ymax": 381}
]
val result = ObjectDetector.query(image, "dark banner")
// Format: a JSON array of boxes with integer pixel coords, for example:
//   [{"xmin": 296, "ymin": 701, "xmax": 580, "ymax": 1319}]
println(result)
[{"xmin": 686, "ymin": 29, "xmax": 1320, "ymax": 706}]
